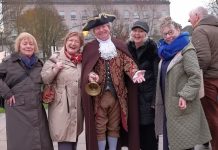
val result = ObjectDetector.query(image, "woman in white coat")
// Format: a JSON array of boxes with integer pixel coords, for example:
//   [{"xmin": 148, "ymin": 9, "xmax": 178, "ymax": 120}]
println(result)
[{"xmin": 41, "ymin": 32, "xmax": 84, "ymax": 150}]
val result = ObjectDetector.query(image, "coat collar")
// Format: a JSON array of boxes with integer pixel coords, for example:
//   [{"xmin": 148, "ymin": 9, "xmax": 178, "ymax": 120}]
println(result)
[
  {"xmin": 158, "ymin": 42, "xmax": 194, "ymax": 73},
  {"xmin": 58, "ymin": 48, "xmax": 77, "ymax": 67},
  {"xmin": 11, "ymin": 52, "xmax": 21, "ymax": 62},
  {"xmin": 167, "ymin": 52, "xmax": 183, "ymax": 72},
  {"xmin": 10, "ymin": 52, "xmax": 42, "ymax": 64},
  {"xmin": 158, "ymin": 51, "xmax": 183, "ymax": 73}
]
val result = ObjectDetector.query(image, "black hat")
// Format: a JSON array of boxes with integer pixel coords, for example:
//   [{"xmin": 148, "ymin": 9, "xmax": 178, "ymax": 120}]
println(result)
[
  {"xmin": 82, "ymin": 13, "xmax": 116, "ymax": 31},
  {"xmin": 131, "ymin": 20, "xmax": 149, "ymax": 33}
]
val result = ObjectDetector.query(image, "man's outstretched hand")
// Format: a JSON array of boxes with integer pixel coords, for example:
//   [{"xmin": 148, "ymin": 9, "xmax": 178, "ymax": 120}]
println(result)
[{"xmin": 133, "ymin": 70, "xmax": 146, "ymax": 83}]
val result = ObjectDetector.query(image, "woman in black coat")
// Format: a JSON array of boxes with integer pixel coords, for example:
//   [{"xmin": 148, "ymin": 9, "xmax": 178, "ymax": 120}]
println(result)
[{"xmin": 127, "ymin": 20, "xmax": 159, "ymax": 150}]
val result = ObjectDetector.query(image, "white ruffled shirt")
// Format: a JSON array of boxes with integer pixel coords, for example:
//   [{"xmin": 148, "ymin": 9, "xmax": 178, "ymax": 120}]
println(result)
[{"xmin": 97, "ymin": 37, "xmax": 117, "ymax": 60}]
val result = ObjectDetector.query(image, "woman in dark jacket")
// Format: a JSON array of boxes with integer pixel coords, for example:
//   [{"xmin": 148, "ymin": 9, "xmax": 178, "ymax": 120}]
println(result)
[
  {"xmin": 127, "ymin": 20, "xmax": 159, "ymax": 150},
  {"xmin": 0, "ymin": 32, "xmax": 53, "ymax": 150}
]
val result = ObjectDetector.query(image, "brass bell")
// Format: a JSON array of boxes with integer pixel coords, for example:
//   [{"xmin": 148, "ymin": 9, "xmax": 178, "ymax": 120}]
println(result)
[{"xmin": 85, "ymin": 82, "xmax": 101, "ymax": 96}]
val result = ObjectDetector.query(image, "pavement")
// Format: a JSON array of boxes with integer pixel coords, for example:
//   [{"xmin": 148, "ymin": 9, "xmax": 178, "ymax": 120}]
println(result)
[
  {"xmin": 0, "ymin": 113, "xmax": 86, "ymax": 150},
  {"xmin": 0, "ymin": 113, "xmax": 211, "ymax": 150}
]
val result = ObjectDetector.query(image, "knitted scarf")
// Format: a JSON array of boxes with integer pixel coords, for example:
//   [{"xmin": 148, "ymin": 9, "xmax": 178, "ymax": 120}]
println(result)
[
  {"xmin": 20, "ymin": 54, "xmax": 37, "ymax": 69},
  {"xmin": 158, "ymin": 32, "xmax": 190, "ymax": 60}
]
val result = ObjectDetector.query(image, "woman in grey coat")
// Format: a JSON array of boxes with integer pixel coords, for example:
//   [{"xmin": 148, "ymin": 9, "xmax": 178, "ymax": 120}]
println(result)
[
  {"xmin": 155, "ymin": 17, "xmax": 211, "ymax": 150},
  {"xmin": 0, "ymin": 32, "xmax": 53, "ymax": 150}
]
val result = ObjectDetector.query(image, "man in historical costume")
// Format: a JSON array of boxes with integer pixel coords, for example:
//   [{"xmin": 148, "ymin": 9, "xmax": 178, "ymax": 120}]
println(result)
[
  {"xmin": 81, "ymin": 13, "xmax": 145, "ymax": 150},
  {"xmin": 189, "ymin": 6, "xmax": 218, "ymax": 149}
]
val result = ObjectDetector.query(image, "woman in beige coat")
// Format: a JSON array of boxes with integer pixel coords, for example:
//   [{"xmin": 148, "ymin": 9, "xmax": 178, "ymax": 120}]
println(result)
[
  {"xmin": 155, "ymin": 17, "xmax": 211, "ymax": 150},
  {"xmin": 41, "ymin": 32, "xmax": 84, "ymax": 150}
]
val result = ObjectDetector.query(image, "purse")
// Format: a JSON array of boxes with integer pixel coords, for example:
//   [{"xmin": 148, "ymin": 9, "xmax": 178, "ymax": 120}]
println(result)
[
  {"xmin": 42, "ymin": 84, "xmax": 55, "ymax": 104},
  {"xmin": 42, "ymin": 58, "xmax": 58, "ymax": 104}
]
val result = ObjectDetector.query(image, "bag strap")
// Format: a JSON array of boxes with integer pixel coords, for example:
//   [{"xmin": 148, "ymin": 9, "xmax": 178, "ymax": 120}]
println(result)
[
  {"xmin": 8, "ymin": 73, "xmax": 28, "ymax": 89},
  {"xmin": 7, "ymin": 60, "xmax": 34, "ymax": 89},
  {"xmin": 7, "ymin": 60, "xmax": 36, "ymax": 90},
  {"xmin": 17, "ymin": 60, "xmax": 35, "ymax": 80},
  {"xmin": 47, "ymin": 55, "xmax": 59, "ymax": 84}
]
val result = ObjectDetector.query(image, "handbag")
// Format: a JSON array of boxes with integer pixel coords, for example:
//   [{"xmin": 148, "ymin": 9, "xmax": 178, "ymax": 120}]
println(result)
[
  {"xmin": 42, "ymin": 58, "xmax": 58, "ymax": 104},
  {"xmin": 42, "ymin": 84, "xmax": 55, "ymax": 104}
]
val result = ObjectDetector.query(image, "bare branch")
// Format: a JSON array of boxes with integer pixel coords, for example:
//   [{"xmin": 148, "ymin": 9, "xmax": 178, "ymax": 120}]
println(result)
[
  {"xmin": 17, "ymin": 4, "xmax": 68, "ymax": 59},
  {"xmin": 208, "ymin": 0, "xmax": 218, "ymax": 16}
]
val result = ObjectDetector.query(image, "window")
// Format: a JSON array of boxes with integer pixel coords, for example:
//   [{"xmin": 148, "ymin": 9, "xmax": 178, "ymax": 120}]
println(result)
[
  {"xmin": 143, "ymin": 12, "xmax": 149, "ymax": 19},
  {"xmin": 93, "ymin": 10, "xmax": 98, "ymax": 16},
  {"xmin": 70, "ymin": 11, "xmax": 77, "ymax": 20},
  {"xmin": 9, "ymin": 10, "xmax": 16, "ymax": 20},
  {"xmin": 59, "ymin": 11, "xmax": 65, "ymax": 20},
  {"xmin": 124, "ymin": 10, "xmax": 129, "ymax": 19},
  {"xmin": 133, "ymin": 12, "xmax": 139, "ymax": 19},
  {"xmin": 82, "ymin": 10, "xmax": 88, "ymax": 20},
  {"xmin": 82, "ymin": 15, "xmax": 88, "ymax": 20}
]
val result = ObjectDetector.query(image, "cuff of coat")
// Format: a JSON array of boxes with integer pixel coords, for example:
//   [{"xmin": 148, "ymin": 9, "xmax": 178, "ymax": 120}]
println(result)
[{"xmin": 4, "ymin": 90, "xmax": 14, "ymax": 100}]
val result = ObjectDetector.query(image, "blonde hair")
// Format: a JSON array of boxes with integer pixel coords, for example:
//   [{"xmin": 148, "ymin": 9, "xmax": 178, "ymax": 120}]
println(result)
[
  {"xmin": 14, "ymin": 32, "xmax": 39, "ymax": 53},
  {"xmin": 129, "ymin": 30, "xmax": 148, "ymax": 42},
  {"xmin": 64, "ymin": 31, "xmax": 84, "ymax": 50},
  {"xmin": 159, "ymin": 17, "xmax": 182, "ymax": 33}
]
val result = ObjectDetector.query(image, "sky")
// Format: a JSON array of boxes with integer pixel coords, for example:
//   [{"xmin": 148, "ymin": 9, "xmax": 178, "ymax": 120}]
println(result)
[{"xmin": 170, "ymin": 0, "xmax": 210, "ymax": 27}]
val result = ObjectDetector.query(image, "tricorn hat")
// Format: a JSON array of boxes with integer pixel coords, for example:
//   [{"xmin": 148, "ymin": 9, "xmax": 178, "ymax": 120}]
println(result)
[
  {"xmin": 131, "ymin": 20, "xmax": 149, "ymax": 33},
  {"xmin": 82, "ymin": 13, "xmax": 116, "ymax": 31}
]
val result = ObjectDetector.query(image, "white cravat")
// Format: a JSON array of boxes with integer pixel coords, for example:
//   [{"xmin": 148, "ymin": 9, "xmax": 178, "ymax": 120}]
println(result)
[{"xmin": 97, "ymin": 37, "xmax": 117, "ymax": 60}]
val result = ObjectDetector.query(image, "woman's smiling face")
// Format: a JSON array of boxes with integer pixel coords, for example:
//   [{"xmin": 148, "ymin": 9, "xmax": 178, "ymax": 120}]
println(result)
[
  {"xmin": 161, "ymin": 24, "xmax": 180, "ymax": 44},
  {"xmin": 65, "ymin": 35, "xmax": 81, "ymax": 54}
]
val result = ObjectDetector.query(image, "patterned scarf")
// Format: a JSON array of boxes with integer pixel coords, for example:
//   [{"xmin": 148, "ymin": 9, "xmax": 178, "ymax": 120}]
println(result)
[
  {"xmin": 158, "ymin": 32, "xmax": 190, "ymax": 60},
  {"xmin": 64, "ymin": 50, "xmax": 82, "ymax": 64},
  {"xmin": 20, "ymin": 54, "xmax": 37, "ymax": 69}
]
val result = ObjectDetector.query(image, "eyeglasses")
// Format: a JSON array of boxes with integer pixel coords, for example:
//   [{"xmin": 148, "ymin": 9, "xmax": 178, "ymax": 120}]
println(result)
[{"xmin": 162, "ymin": 30, "xmax": 174, "ymax": 37}]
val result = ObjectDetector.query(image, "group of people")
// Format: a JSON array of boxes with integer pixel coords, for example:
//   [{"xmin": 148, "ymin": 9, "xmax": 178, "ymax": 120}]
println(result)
[{"xmin": 0, "ymin": 5, "xmax": 217, "ymax": 150}]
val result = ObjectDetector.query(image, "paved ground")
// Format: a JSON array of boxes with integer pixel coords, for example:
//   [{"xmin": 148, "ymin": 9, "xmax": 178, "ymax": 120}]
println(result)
[
  {"xmin": 0, "ymin": 113, "xmax": 211, "ymax": 150},
  {"xmin": 0, "ymin": 113, "xmax": 86, "ymax": 150}
]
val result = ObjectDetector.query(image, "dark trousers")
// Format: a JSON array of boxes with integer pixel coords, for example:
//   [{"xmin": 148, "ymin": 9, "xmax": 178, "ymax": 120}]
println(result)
[
  {"xmin": 140, "ymin": 124, "xmax": 158, "ymax": 150},
  {"xmin": 201, "ymin": 78, "xmax": 218, "ymax": 150},
  {"xmin": 58, "ymin": 142, "xmax": 77, "ymax": 150}
]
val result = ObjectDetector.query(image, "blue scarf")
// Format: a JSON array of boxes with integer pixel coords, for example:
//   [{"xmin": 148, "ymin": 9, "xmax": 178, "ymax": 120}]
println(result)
[
  {"xmin": 20, "ymin": 54, "xmax": 37, "ymax": 69},
  {"xmin": 158, "ymin": 32, "xmax": 190, "ymax": 60}
]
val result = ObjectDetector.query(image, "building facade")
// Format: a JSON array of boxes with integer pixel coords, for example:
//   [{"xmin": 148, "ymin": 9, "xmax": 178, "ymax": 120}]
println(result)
[
  {"xmin": 23, "ymin": 0, "xmax": 170, "ymax": 37},
  {"xmin": 1, "ymin": 0, "xmax": 170, "ymax": 58}
]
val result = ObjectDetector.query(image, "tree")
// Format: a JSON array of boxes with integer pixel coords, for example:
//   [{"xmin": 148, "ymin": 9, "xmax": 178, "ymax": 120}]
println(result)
[
  {"xmin": 17, "ymin": 4, "xmax": 68, "ymax": 60},
  {"xmin": 89, "ymin": 0, "xmax": 130, "ymax": 41},
  {"xmin": 208, "ymin": 0, "xmax": 218, "ymax": 16},
  {"xmin": 1, "ymin": 0, "xmax": 26, "ymax": 53}
]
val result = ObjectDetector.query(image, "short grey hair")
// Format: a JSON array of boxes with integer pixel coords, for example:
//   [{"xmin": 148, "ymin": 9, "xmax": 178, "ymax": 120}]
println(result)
[{"xmin": 190, "ymin": 6, "xmax": 208, "ymax": 19}]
